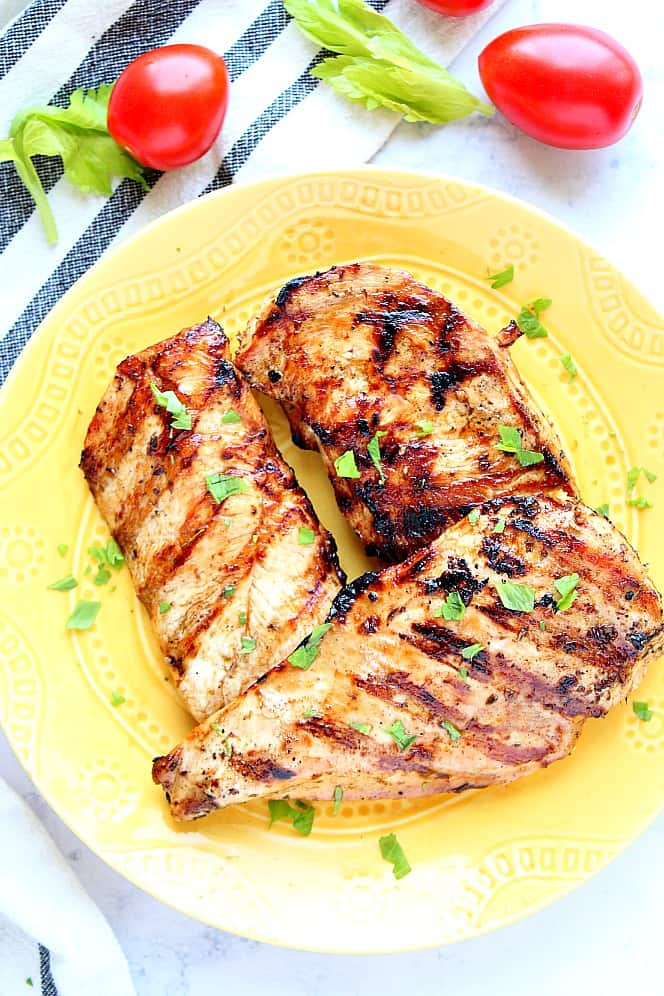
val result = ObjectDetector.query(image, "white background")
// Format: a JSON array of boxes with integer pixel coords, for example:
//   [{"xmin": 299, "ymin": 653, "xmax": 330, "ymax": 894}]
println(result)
[{"xmin": 1, "ymin": 0, "xmax": 663, "ymax": 993}]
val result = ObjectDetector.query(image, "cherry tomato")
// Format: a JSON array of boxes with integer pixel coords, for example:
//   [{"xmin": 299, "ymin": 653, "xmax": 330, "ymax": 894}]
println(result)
[
  {"xmin": 478, "ymin": 24, "xmax": 643, "ymax": 150},
  {"xmin": 416, "ymin": 0, "xmax": 493, "ymax": 13},
  {"xmin": 108, "ymin": 44, "xmax": 229, "ymax": 170}
]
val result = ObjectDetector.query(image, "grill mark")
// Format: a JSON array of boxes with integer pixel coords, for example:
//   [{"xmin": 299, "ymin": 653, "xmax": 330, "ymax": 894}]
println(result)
[
  {"xmin": 407, "ymin": 624, "xmax": 470, "ymax": 659},
  {"xmin": 354, "ymin": 303, "xmax": 432, "ymax": 362},
  {"xmin": 328, "ymin": 571, "xmax": 380, "ymax": 622},
  {"xmin": 229, "ymin": 755, "xmax": 295, "ymax": 782},
  {"xmin": 541, "ymin": 446, "xmax": 568, "ymax": 480},
  {"xmin": 300, "ymin": 717, "xmax": 366, "ymax": 749},
  {"xmin": 355, "ymin": 484, "xmax": 398, "ymax": 542},
  {"xmin": 429, "ymin": 361, "xmax": 488, "ymax": 410},
  {"xmin": 381, "ymin": 669, "xmax": 465, "ymax": 724},
  {"xmin": 466, "ymin": 732, "xmax": 552, "ymax": 766},
  {"xmin": 481, "ymin": 536, "xmax": 527, "ymax": 577},
  {"xmin": 376, "ymin": 751, "xmax": 434, "ymax": 774},
  {"xmin": 510, "ymin": 517, "xmax": 557, "ymax": 546},
  {"xmin": 215, "ymin": 357, "xmax": 239, "ymax": 389},
  {"xmin": 403, "ymin": 549, "xmax": 435, "ymax": 579},
  {"xmin": 507, "ymin": 496, "xmax": 541, "ymax": 518},
  {"xmin": 178, "ymin": 796, "xmax": 220, "ymax": 820},
  {"xmin": 402, "ymin": 504, "xmax": 447, "ymax": 544},
  {"xmin": 421, "ymin": 557, "xmax": 486, "ymax": 602},
  {"xmin": 275, "ymin": 275, "xmax": 309, "ymax": 308},
  {"xmin": 437, "ymin": 303, "xmax": 469, "ymax": 351}
]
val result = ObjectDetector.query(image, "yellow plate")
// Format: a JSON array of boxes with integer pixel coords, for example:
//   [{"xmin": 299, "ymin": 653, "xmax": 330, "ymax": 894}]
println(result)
[{"xmin": 1, "ymin": 168, "xmax": 662, "ymax": 953}]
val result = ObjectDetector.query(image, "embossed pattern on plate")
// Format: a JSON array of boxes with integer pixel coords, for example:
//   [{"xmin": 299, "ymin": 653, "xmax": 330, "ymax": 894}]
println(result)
[{"xmin": 0, "ymin": 169, "xmax": 662, "ymax": 953}]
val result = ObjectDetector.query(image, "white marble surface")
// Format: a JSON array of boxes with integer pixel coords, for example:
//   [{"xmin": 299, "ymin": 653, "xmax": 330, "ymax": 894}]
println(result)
[{"xmin": 2, "ymin": 0, "xmax": 663, "ymax": 993}]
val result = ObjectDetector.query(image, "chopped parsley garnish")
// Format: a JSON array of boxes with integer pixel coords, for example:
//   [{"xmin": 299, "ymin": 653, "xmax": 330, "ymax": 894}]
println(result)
[
  {"xmin": 627, "ymin": 467, "xmax": 657, "ymax": 504},
  {"xmin": 268, "ymin": 799, "xmax": 315, "ymax": 836},
  {"xmin": 441, "ymin": 719, "xmax": 462, "ymax": 741},
  {"xmin": 206, "ymin": 472, "xmax": 249, "ymax": 504},
  {"xmin": 93, "ymin": 566, "xmax": 111, "ymax": 586},
  {"xmin": 221, "ymin": 410, "xmax": 242, "ymax": 424},
  {"xmin": 351, "ymin": 721, "xmax": 372, "ymax": 735},
  {"xmin": 627, "ymin": 497, "xmax": 654, "ymax": 509},
  {"xmin": 57, "ymin": 543, "xmax": 68, "ymax": 557},
  {"xmin": 239, "ymin": 636, "xmax": 256, "ymax": 654},
  {"xmin": 88, "ymin": 539, "xmax": 124, "ymax": 570},
  {"xmin": 110, "ymin": 691, "xmax": 125, "ymax": 707},
  {"xmin": 632, "ymin": 701, "xmax": 653, "ymax": 722},
  {"xmin": 65, "ymin": 600, "xmax": 101, "ymax": 630},
  {"xmin": 383, "ymin": 719, "xmax": 417, "ymax": 751},
  {"xmin": 416, "ymin": 418, "xmax": 434, "ymax": 436},
  {"xmin": 287, "ymin": 623, "xmax": 331, "ymax": 670},
  {"xmin": 26, "ymin": 979, "xmax": 34, "ymax": 988},
  {"xmin": 47, "ymin": 575, "xmax": 77, "ymax": 591},
  {"xmin": 223, "ymin": 586, "xmax": 235, "ymax": 598},
  {"xmin": 486, "ymin": 264, "xmax": 514, "ymax": 289},
  {"xmin": 496, "ymin": 425, "xmax": 544, "ymax": 467},
  {"xmin": 539, "ymin": 620, "xmax": 547, "ymax": 631},
  {"xmin": 238, "ymin": 611, "xmax": 247, "ymax": 625},
  {"xmin": 379, "ymin": 832, "xmax": 411, "ymax": 880},
  {"xmin": 159, "ymin": 601, "xmax": 171, "ymax": 614},
  {"xmin": 368, "ymin": 430, "xmax": 387, "ymax": 484},
  {"xmin": 334, "ymin": 449, "xmax": 361, "ymax": 479},
  {"xmin": 595, "ymin": 503, "xmax": 610, "ymax": 518},
  {"xmin": 467, "ymin": 508, "xmax": 480, "ymax": 525},
  {"xmin": 516, "ymin": 300, "xmax": 549, "ymax": 339},
  {"xmin": 493, "ymin": 517, "xmax": 506, "ymax": 534},
  {"xmin": 627, "ymin": 467, "xmax": 641, "ymax": 491},
  {"xmin": 458, "ymin": 666, "xmax": 469, "ymax": 681},
  {"xmin": 333, "ymin": 785, "xmax": 343, "ymax": 815},
  {"xmin": 560, "ymin": 353, "xmax": 577, "ymax": 380},
  {"xmin": 433, "ymin": 590, "xmax": 466, "ymax": 621},
  {"xmin": 150, "ymin": 382, "xmax": 192, "ymax": 430},
  {"xmin": 212, "ymin": 723, "xmax": 233, "ymax": 756},
  {"xmin": 554, "ymin": 573, "xmax": 579, "ymax": 611},
  {"xmin": 298, "ymin": 526, "xmax": 315, "ymax": 545},
  {"xmin": 493, "ymin": 579, "xmax": 535, "ymax": 612},
  {"xmin": 461, "ymin": 643, "xmax": 483, "ymax": 661},
  {"xmin": 303, "ymin": 707, "xmax": 322, "ymax": 719}
]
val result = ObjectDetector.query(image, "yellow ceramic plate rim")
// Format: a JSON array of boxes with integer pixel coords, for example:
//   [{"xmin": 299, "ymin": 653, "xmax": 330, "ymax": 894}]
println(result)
[{"xmin": 0, "ymin": 167, "xmax": 662, "ymax": 953}]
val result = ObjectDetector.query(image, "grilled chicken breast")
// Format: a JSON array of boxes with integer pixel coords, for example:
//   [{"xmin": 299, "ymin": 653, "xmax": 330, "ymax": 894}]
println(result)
[
  {"xmin": 82, "ymin": 319, "xmax": 344, "ymax": 721},
  {"xmin": 235, "ymin": 263, "xmax": 575, "ymax": 561},
  {"xmin": 153, "ymin": 493, "xmax": 663, "ymax": 819}
]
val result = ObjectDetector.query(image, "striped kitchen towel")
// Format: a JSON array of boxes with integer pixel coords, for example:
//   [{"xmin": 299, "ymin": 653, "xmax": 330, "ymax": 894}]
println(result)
[
  {"xmin": 0, "ymin": 0, "xmax": 505, "ymax": 387},
  {"xmin": 0, "ymin": 777, "xmax": 135, "ymax": 996}
]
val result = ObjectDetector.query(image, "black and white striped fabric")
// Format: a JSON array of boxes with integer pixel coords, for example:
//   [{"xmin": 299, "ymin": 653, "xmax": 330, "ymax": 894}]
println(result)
[{"xmin": 0, "ymin": 0, "xmax": 504, "ymax": 388}]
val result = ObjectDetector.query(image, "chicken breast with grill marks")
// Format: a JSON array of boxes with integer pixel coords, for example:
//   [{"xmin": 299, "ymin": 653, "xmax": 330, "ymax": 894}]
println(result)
[
  {"xmin": 81, "ymin": 319, "xmax": 344, "ymax": 721},
  {"xmin": 153, "ymin": 493, "xmax": 663, "ymax": 820},
  {"xmin": 235, "ymin": 263, "xmax": 575, "ymax": 561}
]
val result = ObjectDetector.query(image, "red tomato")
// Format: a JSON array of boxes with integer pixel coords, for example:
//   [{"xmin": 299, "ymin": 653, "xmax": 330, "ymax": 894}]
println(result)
[
  {"xmin": 478, "ymin": 24, "xmax": 643, "ymax": 150},
  {"xmin": 416, "ymin": 0, "xmax": 493, "ymax": 13},
  {"xmin": 108, "ymin": 44, "xmax": 229, "ymax": 170}
]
